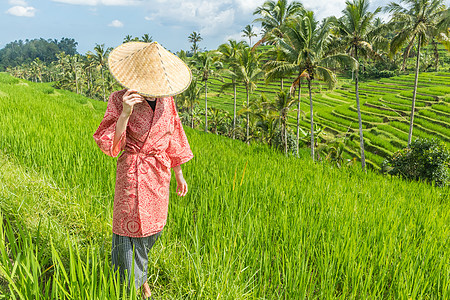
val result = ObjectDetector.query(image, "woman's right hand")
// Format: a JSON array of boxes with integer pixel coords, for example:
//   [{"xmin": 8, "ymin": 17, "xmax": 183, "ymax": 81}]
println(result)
[{"xmin": 122, "ymin": 89, "xmax": 143, "ymax": 117}]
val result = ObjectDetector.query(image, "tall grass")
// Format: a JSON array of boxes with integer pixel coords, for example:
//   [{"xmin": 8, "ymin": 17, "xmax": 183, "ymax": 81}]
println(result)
[{"xmin": 0, "ymin": 213, "xmax": 138, "ymax": 299}]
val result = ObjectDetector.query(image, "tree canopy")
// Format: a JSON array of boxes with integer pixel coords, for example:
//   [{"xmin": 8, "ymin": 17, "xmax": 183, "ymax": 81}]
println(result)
[{"xmin": 0, "ymin": 37, "xmax": 78, "ymax": 71}]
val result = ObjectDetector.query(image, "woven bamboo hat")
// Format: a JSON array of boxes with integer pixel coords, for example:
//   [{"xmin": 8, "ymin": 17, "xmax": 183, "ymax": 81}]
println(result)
[{"xmin": 108, "ymin": 41, "xmax": 192, "ymax": 97}]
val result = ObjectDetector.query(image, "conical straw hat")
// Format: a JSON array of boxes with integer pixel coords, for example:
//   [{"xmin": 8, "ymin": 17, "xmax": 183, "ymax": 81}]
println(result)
[{"xmin": 108, "ymin": 41, "xmax": 192, "ymax": 97}]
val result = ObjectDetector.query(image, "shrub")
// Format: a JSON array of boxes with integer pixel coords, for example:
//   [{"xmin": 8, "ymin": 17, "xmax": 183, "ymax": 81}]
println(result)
[
  {"xmin": 271, "ymin": 127, "xmax": 298, "ymax": 155},
  {"xmin": 382, "ymin": 138, "xmax": 450, "ymax": 187}
]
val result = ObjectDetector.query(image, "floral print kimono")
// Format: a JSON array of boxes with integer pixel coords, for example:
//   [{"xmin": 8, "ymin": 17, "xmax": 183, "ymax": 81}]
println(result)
[{"xmin": 93, "ymin": 89, "xmax": 194, "ymax": 237}]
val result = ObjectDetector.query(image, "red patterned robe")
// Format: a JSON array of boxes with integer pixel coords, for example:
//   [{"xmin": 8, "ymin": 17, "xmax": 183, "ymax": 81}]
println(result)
[{"xmin": 93, "ymin": 89, "xmax": 194, "ymax": 237}]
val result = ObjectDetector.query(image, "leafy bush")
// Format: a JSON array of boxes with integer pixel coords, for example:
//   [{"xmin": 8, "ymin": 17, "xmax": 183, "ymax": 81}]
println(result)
[
  {"xmin": 360, "ymin": 65, "xmax": 397, "ymax": 80},
  {"xmin": 271, "ymin": 127, "xmax": 298, "ymax": 154},
  {"xmin": 382, "ymin": 138, "xmax": 450, "ymax": 187}
]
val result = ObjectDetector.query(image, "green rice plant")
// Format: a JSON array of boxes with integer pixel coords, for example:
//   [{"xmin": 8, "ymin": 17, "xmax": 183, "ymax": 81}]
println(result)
[
  {"xmin": 416, "ymin": 87, "xmax": 448, "ymax": 96},
  {"xmin": 357, "ymin": 103, "xmax": 401, "ymax": 117},
  {"xmin": 312, "ymin": 116, "xmax": 349, "ymax": 132},
  {"xmin": 334, "ymin": 106, "xmax": 384, "ymax": 123},
  {"xmin": 334, "ymin": 90, "xmax": 356, "ymax": 97},
  {"xmin": 364, "ymin": 131, "xmax": 400, "ymax": 154},
  {"xmin": 0, "ymin": 72, "xmax": 19, "ymax": 84},
  {"xmin": 366, "ymin": 99, "xmax": 411, "ymax": 112},
  {"xmin": 360, "ymin": 85, "xmax": 400, "ymax": 94},
  {"xmin": 413, "ymin": 116, "xmax": 450, "ymax": 137},
  {"xmin": 363, "ymin": 150, "xmax": 385, "ymax": 165},
  {"xmin": 313, "ymin": 95, "xmax": 346, "ymax": 106},
  {"xmin": 324, "ymin": 92, "xmax": 353, "ymax": 102},
  {"xmin": 381, "ymin": 94, "xmax": 427, "ymax": 107},
  {"xmin": 399, "ymin": 91, "xmax": 436, "ymax": 101},
  {"xmin": 0, "ymin": 213, "xmax": 137, "ymax": 299},
  {"xmin": 433, "ymin": 104, "xmax": 450, "ymax": 114},
  {"xmin": 389, "ymin": 121, "xmax": 449, "ymax": 143},
  {"xmin": 420, "ymin": 109, "xmax": 450, "ymax": 123},
  {"xmin": 317, "ymin": 111, "xmax": 365, "ymax": 130},
  {"xmin": 428, "ymin": 86, "xmax": 450, "ymax": 94},
  {"xmin": 377, "ymin": 124, "xmax": 410, "ymax": 141},
  {"xmin": 379, "ymin": 78, "xmax": 417, "ymax": 87}
]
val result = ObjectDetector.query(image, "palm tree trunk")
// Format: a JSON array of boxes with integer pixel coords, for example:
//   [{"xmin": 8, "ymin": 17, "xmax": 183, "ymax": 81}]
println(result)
[
  {"xmin": 308, "ymin": 80, "xmax": 314, "ymax": 160},
  {"xmin": 280, "ymin": 78, "xmax": 284, "ymax": 90},
  {"xmin": 89, "ymin": 70, "xmax": 92, "ymax": 97},
  {"xmin": 191, "ymin": 104, "xmax": 194, "ymax": 128},
  {"xmin": 296, "ymin": 81, "xmax": 301, "ymax": 157},
  {"xmin": 101, "ymin": 68, "xmax": 106, "ymax": 102},
  {"xmin": 283, "ymin": 116, "xmax": 287, "ymax": 155},
  {"xmin": 408, "ymin": 36, "xmax": 421, "ymax": 147},
  {"xmin": 233, "ymin": 80, "xmax": 237, "ymax": 139},
  {"xmin": 74, "ymin": 63, "xmax": 79, "ymax": 94},
  {"xmin": 205, "ymin": 81, "xmax": 208, "ymax": 132},
  {"xmin": 246, "ymin": 85, "xmax": 250, "ymax": 143},
  {"xmin": 355, "ymin": 48, "xmax": 366, "ymax": 170}
]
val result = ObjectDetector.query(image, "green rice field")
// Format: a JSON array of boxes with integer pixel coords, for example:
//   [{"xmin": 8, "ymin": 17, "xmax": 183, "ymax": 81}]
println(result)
[
  {"xmin": 0, "ymin": 73, "xmax": 449, "ymax": 299},
  {"xmin": 207, "ymin": 71, "xmax": 450, "ymax": 169}
]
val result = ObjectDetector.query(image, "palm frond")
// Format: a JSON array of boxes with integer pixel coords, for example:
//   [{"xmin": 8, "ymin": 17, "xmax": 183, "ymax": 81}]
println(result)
[{"xmin": 315, "ymin": 66, "xmax": 337, "ymax": 89}]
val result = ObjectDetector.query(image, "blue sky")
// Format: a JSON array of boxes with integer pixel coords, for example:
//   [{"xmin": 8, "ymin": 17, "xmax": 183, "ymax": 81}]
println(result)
[{"xmin": 2, "ymin": 0, "xmax": 449, "ymax": 54}]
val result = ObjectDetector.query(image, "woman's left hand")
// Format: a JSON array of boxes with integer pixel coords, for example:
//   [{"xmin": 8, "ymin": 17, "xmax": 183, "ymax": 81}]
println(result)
[{"xmin": 174, "ymin": 168, "xmax": 188, "ymax": 196}]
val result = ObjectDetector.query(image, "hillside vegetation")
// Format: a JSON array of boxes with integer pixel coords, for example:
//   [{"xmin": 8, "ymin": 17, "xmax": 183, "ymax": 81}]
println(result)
[{"xmin": 0, "ymin": 73, "xmax": 449, "ymax": 298}]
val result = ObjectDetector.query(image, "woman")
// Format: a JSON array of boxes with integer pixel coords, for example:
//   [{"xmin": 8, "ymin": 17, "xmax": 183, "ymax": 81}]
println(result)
[{"xmin": 93, "ymin": 41, "xmax": 194, "ymax": 299}]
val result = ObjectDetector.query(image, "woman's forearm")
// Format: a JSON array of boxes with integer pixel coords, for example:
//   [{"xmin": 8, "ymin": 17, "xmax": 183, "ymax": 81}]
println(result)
[
  {"xmin": 113, "ymin": 112, "xmax": 130, "ymax": 150},
  {"xmin": 172, "ymin": 165, "xmax": 183, "ymax": 176}
]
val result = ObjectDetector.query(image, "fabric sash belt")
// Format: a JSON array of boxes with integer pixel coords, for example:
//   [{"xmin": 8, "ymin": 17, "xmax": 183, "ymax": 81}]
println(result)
[{"xmin": 125, "ymin": 148, "xmax": 171, "ymax": 170}]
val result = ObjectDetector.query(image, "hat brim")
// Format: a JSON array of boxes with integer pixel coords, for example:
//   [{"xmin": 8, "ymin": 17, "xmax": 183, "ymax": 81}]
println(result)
[{"xmin": 108, "ymin": 41, "xmax": 192, "ymax": 97}]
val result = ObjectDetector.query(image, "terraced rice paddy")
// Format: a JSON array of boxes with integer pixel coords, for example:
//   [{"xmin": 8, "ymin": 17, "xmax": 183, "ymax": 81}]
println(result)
[
  {"xmin": 207, "ymin": 71, "xmax": 450, "ymax": 168},
  {"xmin": 0, "ymin": 73, "xmax": 449, "ymax": 298}
]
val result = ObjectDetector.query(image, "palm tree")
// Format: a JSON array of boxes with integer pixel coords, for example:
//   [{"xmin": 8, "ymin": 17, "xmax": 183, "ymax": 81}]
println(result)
[
  {"xmin": 217, "ymin": 40, "xmax": 247, "ymax": 139},
  {"xmin": 238, "ymin": 94, "xmax": 273, "ymax": 143},
  {"xmin": 192, "ymin": 51, "xmax": 221, "ymax": 132},
  {"xmin": 273, "ymin": 11, "xmax": 357, "ymax": 160},
  {"xmin": 232, "ymin": 47, "xmax": 264, "ymax": 142},
  {"xmin": 264, "ymin": 89, "xmax": 297, "ymax": 154},
  {"xmin": 31, "ymin": 58, "xmax": 44, "ymax": 83},
  {"xmin": 82, "ymin": 56, "xmax": 96, "ymax": 97},
  {"xmin": 208, "ymin": 108, "xmax": 231, "ymax": 135},
  {"xmin": 141, "ymin": 34, "xmax": 153, "ymax": 43},
  {"xmin": 334, "ymin": 0, "xmax": 383, "ymax": 170},
  {"xmin": 123, "ymin": 35, "xmax": 134, "ymax": 43},
  {"xmin": 179, "ymin": 78, "xmax": 202, "ymax": 128},
  {"xmin": 70, "ymin": 54, "xmax": 81, "ymax": 94},
  {"xmin": 253, "ymin": 0, "xmax": 303, "ymax": 47},
  {"xmin": 386, "ymin": 0, "xmax": 450, "ymax": 146},
  {"xmin": 242, "ymin": 25, "xmax": 258, "ymax": 47},
  {"xmin": 188, "ymin": 31, "xmax": 203, "ymax": 55},
  {"xmin": 87, "ymin": 44, "xmax": 110, "ymax": 101}
]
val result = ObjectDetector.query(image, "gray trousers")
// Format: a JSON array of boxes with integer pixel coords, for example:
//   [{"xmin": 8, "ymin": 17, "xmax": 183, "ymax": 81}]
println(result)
[{"xmin": 111, "ymin": 231, "xmax": 161, "ymax": 290}]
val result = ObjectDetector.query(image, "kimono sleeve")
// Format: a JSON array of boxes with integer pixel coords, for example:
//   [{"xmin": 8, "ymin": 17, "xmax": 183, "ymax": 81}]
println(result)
[
  {"xmin": 92, "ymin": 91, "xmax": 126, "ymax": 157},
  {"xmin": 166, "ymin": 103, "xmax": 194, "ymax": 168}
]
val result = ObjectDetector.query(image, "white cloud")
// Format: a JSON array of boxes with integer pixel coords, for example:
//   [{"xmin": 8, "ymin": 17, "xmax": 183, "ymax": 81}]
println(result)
[
  {"xmin": 144, "ymin": 0, "xmax": 238, "ymax": 37},
  {"xmin": 8, "ymin": 0, "xmax": 28, "ymax": 5},
  {"xmin": 303, "ymin": 0, "xmax": 347, "ymax": 19},
  {"xmin": 108, "ymin": 19, "xmax": 124, "ymax": 27},
  {"xmin": 6, "ymin": 5, "xmax": 36, "ymax": 17},
  {"xmin": 234, "ymin": 0, "xmax": 264, "ymax": 14},
  {"xmin": 52, "ymin": 0, "xmax": 140, "ymax": 5}
]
